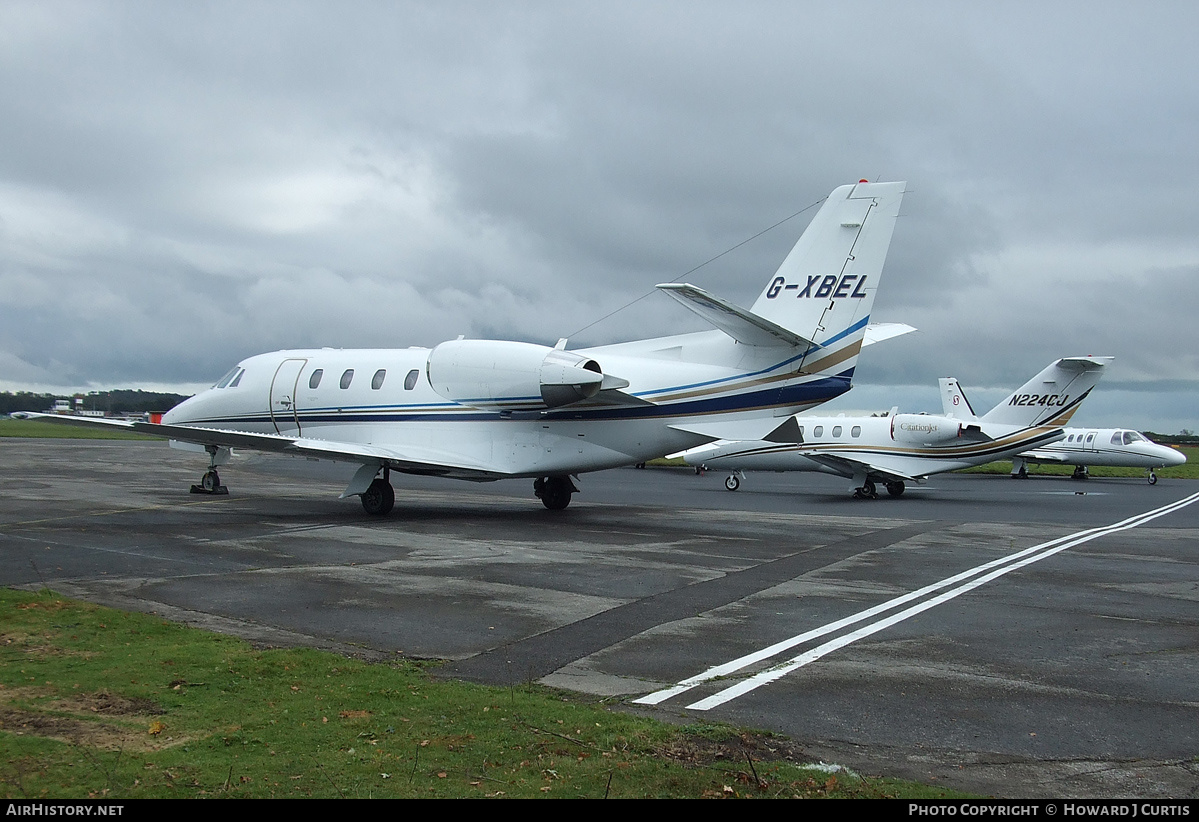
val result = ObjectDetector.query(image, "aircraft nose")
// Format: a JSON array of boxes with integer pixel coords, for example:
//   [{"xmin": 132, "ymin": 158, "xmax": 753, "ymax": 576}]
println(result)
[
  {"xmin": 1165, "ymin": 447, "xmax": 1187, "ymax": 466},
  {"xmin": 162, "ymin": 393, "xmax": 201, "ymax": 425}
]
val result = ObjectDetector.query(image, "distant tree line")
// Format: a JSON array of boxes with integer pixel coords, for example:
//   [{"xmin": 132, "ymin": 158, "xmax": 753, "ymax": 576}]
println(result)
[
  {"xmin": 1144, "ymin": 431, "xmax": 1199, "ymax": 446},
  {"xmin": 0, "ymin": 390, "xmax": 191, "ymax": 416}
]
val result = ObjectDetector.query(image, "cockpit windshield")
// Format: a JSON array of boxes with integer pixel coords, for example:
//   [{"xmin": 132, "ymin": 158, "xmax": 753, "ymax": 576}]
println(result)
[{"xmin": 214, "ymin": 367, "xmax": 240, "ymax": 389}]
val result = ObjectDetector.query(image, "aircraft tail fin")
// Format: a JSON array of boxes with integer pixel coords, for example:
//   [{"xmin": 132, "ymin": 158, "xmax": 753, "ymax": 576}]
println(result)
[
  {"xmin": 744, "ymin": 181, "xmax": 905, "ymax": 375},
  {"xmin": 939, "ymin": 377, "xmax": 979, "ymax": 421},
  {"xmin": 980, "ymin": 356, "xmax": 1114, "ymax": 427}
]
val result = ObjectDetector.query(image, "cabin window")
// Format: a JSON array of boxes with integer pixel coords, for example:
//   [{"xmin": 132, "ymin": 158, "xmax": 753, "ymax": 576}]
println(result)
[
  {"xmin": 309, "ymin": 369, "xmax": 324, "ymax": 389},
  {"xmin": 404, "ymin": 369, "xmax": 420, "ymax": 390},
  {"xmin": 228, "ymin": 369, "xmax": 244, "ymax": 388},
  {"xmin": 813, "ymin": 425, "xmax": 824, "ymax": 437},
  {"xmin": 340, "ymin": 369, "xmax": 354, "ymax": 389},
  {"xmin": 1085, "ymin": 434, "xmax": 1094, "ymax": 444},
  {"xmin": 372, "ymin": 369, "xmax": 386, "ymax": 390},
  {"xmin": 1067, "ymin": 434, "xmax": 1074, "ymax": 442},
  {"xmin": 1111, "ymin": 432, "xmax": 1123, "ymax": 445},
  {"xmin": 832, "ymin": 425, "xmax": 842, "ymax": 438},
  {"xmin": 851, "ymin": 425, "xmax": 861, "ymax": 438}
]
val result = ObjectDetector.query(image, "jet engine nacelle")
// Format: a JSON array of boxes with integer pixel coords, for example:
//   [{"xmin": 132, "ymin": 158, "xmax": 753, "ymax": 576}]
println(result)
[
  {"xmin": 890, "ymin": 413, "xmax": 963, "ymax": 445},
  {"xmin": 426, "ymin": 339, "xmax": 605, "ymax": 410}
]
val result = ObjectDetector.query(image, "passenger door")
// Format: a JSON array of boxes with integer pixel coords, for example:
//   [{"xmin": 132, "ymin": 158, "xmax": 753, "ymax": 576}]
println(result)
[{"xmin": 269, "ymin": 358, "xmax": 307, "ymax": 435}]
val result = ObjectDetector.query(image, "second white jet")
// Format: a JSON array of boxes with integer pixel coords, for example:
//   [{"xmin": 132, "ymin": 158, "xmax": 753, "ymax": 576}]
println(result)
[
  {"xmin": 939, "ymin": 377, "xmax": 1187, "ymax": 484},
  {"xmin": 680, "ymin": 356, "xmax": 1112, "ymax": 498}
]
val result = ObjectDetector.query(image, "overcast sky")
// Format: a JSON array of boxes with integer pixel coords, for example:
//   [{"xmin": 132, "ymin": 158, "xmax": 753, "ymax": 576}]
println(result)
[{"xmin": 2, "ymin": 1, "xmax": 1196, "ymax": 432}]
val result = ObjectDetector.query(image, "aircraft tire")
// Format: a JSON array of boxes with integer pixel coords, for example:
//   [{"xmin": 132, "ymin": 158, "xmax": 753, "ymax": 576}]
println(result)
[
  {"xmin": 886, "ymin": 481, "xmax": 905, "ymax": 497},
  {"xmin": 537, "ymin": 476, "xmax": 573, "ymax": 510},
  {"xmin": 725, "ymin": 475, "xmax": 740, "ymax": 491},
  {"xmin": 201, "ymin": 470, "xmax": 221, "ymax": 493},
  {"xmin": 854, "ymin": 480, "xmax": 877, "ymax": 500},
  {"xmin": 1148, "ymin": 472, "xmax": 1158, "ymax": 485},
  {"xmin": 361, "ymin": 478, "xmax": 395, "ymax": 516}
]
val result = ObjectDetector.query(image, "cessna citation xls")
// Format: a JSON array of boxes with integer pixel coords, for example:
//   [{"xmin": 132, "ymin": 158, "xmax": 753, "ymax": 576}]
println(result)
[
  {"xmin": 681, "ymin": 356, "xmax": 1111, "ymax": 498},
  {"xmin": 939, "ymin": 377, "xmax": 1187, "ymax": 484},
  {"xmin": 38, "ymin": 181, "xmax": 909, "ymax": 514}
]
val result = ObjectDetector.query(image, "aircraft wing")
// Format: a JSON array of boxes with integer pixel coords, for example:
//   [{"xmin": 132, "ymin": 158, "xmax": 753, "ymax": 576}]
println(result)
[
  {"xmin": 27, "ymin": 413, "xmax": 507, "ymax": 479},
  {"xmin": 801, "ymin": 450, "xmax": 923, "ymax": 483},
  {"xmin": 1016, "ymin": 448, "xmax": 1070, "ymax": 463}
]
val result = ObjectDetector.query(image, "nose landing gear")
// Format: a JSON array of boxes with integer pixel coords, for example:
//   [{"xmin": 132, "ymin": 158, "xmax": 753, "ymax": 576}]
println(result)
[{"xmin": 190, "ymin": 446, "xmax": 230, "ymax": 495}]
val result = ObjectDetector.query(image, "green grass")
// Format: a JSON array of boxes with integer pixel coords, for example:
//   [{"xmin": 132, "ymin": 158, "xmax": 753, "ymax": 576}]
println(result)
[
  {"xmin": 0, "ymin": 589, "xmax": 968, "ymax": 799},
  {"xmin": 0, "ymin": 418, "xmax": 158, "ymax": 441},
  {"xmin": 959, "ymin": 446, "xmax": 1198, "ymax": 480}
]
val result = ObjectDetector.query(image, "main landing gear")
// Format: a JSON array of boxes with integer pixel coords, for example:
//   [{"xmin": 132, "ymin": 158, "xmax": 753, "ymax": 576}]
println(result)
[
  {"xmin": 1071, "ymin": 465, "xmax": 1090, "ymax": 481},
  {"xmin": 851, "ymin": 479, "xmax": 906, "ymax": 499},
  {"xmin": 1009, "ymin": 457, "xmax": 1029, "ymax": 479},
  {"xmin": 534, "ymin": 475, "xmax": 577, "ymax": 510},
  {"xmin": 190, "ymin": 445, "xmax": 229, "ymax": 495},
  {"xmin": 361, "ymin": 467, "xmax": 395, "ymax": 516},
  {"xmin": 853, "ymin": 479, "xmax": 877, "ymax": 499}
]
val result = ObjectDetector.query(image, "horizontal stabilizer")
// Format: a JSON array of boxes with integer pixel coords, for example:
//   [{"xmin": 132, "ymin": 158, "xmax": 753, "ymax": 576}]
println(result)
[
  {"xmin": 863, "ymin": 322, "xmax": 917, "ymax": 347},
  {"xmin": 1056, "ymin": 356, "xmax": 1110, "ymax": 371},
  {"xmin": 656, "ymin": 283, "xmax": 817, "ymax": 349}
]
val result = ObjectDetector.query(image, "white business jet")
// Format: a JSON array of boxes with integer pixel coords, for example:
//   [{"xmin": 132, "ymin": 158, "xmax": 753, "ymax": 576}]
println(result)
[
  {"xmin": 940, "ymin": 378, "xmax": 1186, "ymax": 484},
  {"xmin": 38, "ymin": 181, "xmax": 909, "ymax": 514},
  {"xmin": 681, "ymin": 357, "xmax": 1111, "ymax": 498}
]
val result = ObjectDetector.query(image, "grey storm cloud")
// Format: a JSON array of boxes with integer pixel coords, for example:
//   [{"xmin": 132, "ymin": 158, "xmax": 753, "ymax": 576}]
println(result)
[{"xmin": 1, "ymin": 1, "xmax": 1196, "ymax": 432}]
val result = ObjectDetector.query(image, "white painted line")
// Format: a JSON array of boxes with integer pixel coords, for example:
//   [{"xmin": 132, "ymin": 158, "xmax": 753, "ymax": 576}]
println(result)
[{"xmin": 634, "ymin": 491, "xmax": 1199, "ymax": 709}]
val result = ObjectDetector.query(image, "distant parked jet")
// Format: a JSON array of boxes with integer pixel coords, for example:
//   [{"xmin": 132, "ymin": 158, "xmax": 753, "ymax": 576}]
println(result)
[
  {"xmin": 680, "ymin": 357, "xmax": 1111, "ymax": 498},
  {"xmin": 938, "ymin": 379, "xmax": 1187, "ymax": 484}
]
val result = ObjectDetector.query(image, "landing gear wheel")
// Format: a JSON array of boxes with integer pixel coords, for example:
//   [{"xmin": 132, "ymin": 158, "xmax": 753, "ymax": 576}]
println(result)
[
  {"xmin": 1071, "ymin": 466, "xmax": 1089, "ymax": 480},
  {"xmin": 725, "ymin": 474, "xmax": 740, "ymax": 491},
  {"xmin": 885, "ymin": 481, "xmax": 905, "ymax": 497},
  {"xmin": 190, "ymin": 469, "xmax": 229, "ymax": 495},
  {"xmin": 360, "ymin": 478, "xmax": 395, "ymax": 516},
  {"xmin": 854, "ymin": 479, "xmax": 878, "ymax": 499},
  {"xmin": 1013, "ymin": 466, "xmax": 1028, "ymax": 479},
  {"xmin": 1148, "ymin": 471, "xmax": 1158, "ymax": 485},
  {"xmin": 534, "ymin": 476, "xmax": 575, "ymax": 510}
]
